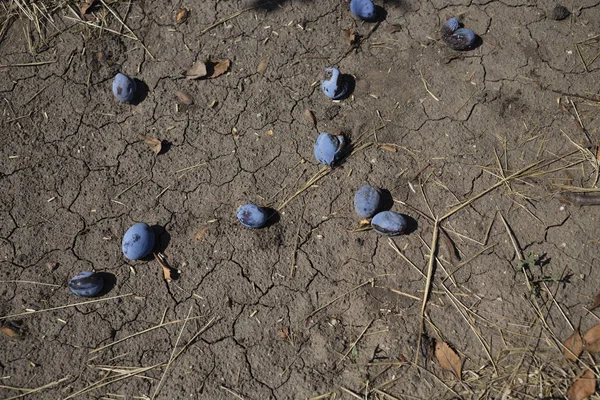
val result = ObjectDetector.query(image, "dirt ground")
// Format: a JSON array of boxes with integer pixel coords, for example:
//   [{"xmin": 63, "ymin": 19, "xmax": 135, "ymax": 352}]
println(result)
[{"xmin": 2, "ymin": 0, "xmax": 600, "ymax": 399}]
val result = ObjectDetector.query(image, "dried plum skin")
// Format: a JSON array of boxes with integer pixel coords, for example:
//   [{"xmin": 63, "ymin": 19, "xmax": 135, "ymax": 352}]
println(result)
[
  {"xmin": 441, "ymin": 17, "xmax": 477, "ymax": 51},
  {"xmin": 350, "ymin": 0, "xmax": 376, "ymax": 21},
  {"xmin": 69, "ymin": 271, "xmax": 104, "ymax": 297},
  {"xmin": 551, "ymin": 5, "xmax": 570, "ymax": 20},
  {"xmin": 354, "ymin": 185, "xmax": 382, "ymax": 218},
  {"xmin": 314, "ymin": 133, "xmax": 345, "ymax": 166},
  {"xmin": 122, "ymin": 222, "xmax": 155, "ymax": 260},
  {"xmin": 321, "ymin": 67, "xmax": 348, "ymax": 100},
  {"xmin": 371, "ymin": 211, "xmax": 407, "ymax": 236},
  {"xmin": 112, "ymin": 73, "xmax": 136, "ymax": 103},
  {"xmin": 444, "ymin": 27, "xmax": 476, "ymax": 50},
  {"xmin": 237, "ymin": 204, "xmax": 268, "ymax": 229}
]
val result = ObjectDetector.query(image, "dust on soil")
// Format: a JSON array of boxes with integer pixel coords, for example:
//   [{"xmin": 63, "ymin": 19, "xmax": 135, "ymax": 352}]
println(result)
[{"xmin": 2, "ymin": 0, "xmax": 600, "ymax": 399}]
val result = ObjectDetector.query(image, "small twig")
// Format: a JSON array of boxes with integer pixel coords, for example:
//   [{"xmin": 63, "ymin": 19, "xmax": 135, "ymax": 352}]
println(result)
[
  {"xmin": 0, "ymin": 280, "xmax": 60, "ymax": 287},
  {"xmin": 415, "ymin": 218, "xmax": 439, "ymax": 365},
  {"xmin": 304, "ymin": 278, "xmax": 375, "ymax": 320},
  {"xmin": 0, "ymin": 293, "xmax": 133, "ymax": 320},
  {"xmin": 418, "ymin": 69, "xmax": 439, "ymax": 101},
  {"xmin": 220, "ymin": 385, "xmax": 247, "ymax": 400},
  {"xmin": 338, "ymin": 319, "xmax": 374, "ymax": 365}
]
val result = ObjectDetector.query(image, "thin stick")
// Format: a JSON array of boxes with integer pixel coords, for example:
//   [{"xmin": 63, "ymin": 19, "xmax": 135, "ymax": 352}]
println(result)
[
  {"xmin": 304, "ymin": 279, "xmax": 373, "ymax": 320},
  {"xmin": 90, "ymin": 315, "xmax": 205, "ymax": 354},
  {"xmin": 339, "ymin": 386, "xmax": 363, "ymax": 399},
  {"xmin": 4, "ymin": 376, "xmax": 71, "ymax": 400},
  {"xmin": 0, "ymin": 60, "xmax": 56, "ymax": 68},
  {"xmin": 338, "ymin": 319, "xmax": 374, "ymax": 365},
  {"xmin": 113, "ymin": 176, "xmax": 146, "ymax": 199},
  {"xmin": 0, "ymin": 293, "xmax": 132, "ymax": 320},
  {"xmin": 280, "ymin": 348, "xmax": 305, "ymax": 376},
  {"xmin": 441, "ymin": 161, "xmax": 543, "ymax": 221},
  {"xmin": 220, "ymin": 385, "xmax": 247, "ymax": 400},
  {"xmin": 0, "ymin": 280, "xmax": 60, "ymax": 287},
  {"xmin": 175, "ymin": 162, "xmax": 207, "ymax": 174},
  {"xmin": 418, "ymin": 69, "xmax": 439, "ymax": 101},
  {"xmin": 99, "ymin": 0, "xmax": 154, "ymax": 58},
  {"xmin": 415, "ymin": 218, "xmax": 439, "ymax": 365},
  {"xmin": 201, "ymin": 5, "xmax": 259, "ymax": 35},
  {"xmin": 152, "ymin": 306, "xmax": 193, "ymax": 399}
]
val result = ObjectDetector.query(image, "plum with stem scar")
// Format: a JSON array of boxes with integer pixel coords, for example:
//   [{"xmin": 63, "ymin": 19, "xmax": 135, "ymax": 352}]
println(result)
[
  {"xmin": 237, "ymin": 204, "xmax": 269, "ymax": 228},
  {"xmin": 112, "ymin": 73, "xmax": 136, "ymax": 102},
  {"xmin": 321, "ymin": 67, "xmax": 348, "ymax": 100},
  {"xmin": 314, "ymin": 133, "xmax": 345, "ymax": 166},
  {"xmin": 350, "ymin": 0, "xmax": 376, "ymax": 21}
]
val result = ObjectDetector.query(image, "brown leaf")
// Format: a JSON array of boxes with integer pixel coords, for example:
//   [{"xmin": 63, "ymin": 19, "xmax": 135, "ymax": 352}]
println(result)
[
  {"xmin": 257, "ymin": 59, "xmax": 268, "ymax": 74},
  {"xmin": 434, "ymin": 341, "xmax": 462, "ymax": 380},
  {"xmin": 153, "ymin": 253, "xmax": 179, "ymax": 282},
  {"xmin": 195, "ymin": 226, "xmax": 209, "ymax": 241},
  {"xmin": 174, "ymin": 90, "xmax": 193, "ymax": 105},
  {"xmin": 386, "ymin": 24, "xmax": 402, "ymax": 34},
  {"xmin": 342, "ymin": 28, "xmax": 360, "ymax": 46},
  {"xmin": 186, "ymin": 61, "xmax": 207, "ymax": 80},
  {"xmin": 1, "ymin": 326, "xmax": 22, "ymax": 339},
  {"xmin": 139, "ymin": 135, "xmax": 162, "ymax": 155},
  {"xmin": 206, "ymin": 58, "xmax": 231, "ymax": 79},
  {"xmin": 304, "ymin": 109, "xmax": 316, "ymax": 128},
  {"xmin": 583, "ymin": 325, "xmax": 600, "ymax": 352},
  {"xmin": 380, "ymin": 145, "xmax": 397, "ymax": 153},
  {"xmin": 564, "ymin": 329, "xmax": 584, "ymax": 361},
  {"xmin": 567, "ymin": 368, "xmax": 596, "ymax": 400},
  {"xmin": 590, "ymin": 292, "xmax": 600, "ymax": 311},
  {"xmin": 278, "ymin": 327, "xmax": 290, "ymax": 339},
  {"xmin": 175, "ymin": 8, "xmax": 189, "ymax": 24},
  {"xmin": 80, "ymin": 0, "xmax": 98, "ymax": 15}
]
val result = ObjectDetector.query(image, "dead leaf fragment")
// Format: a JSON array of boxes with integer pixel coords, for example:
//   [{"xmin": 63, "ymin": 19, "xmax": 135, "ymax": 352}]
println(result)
[
  {"xmin": 194, "ymin": 226, "xmax": 209, "ymax": 241},
  {"xmin": 590, "ymin": 291, "xmax": 600, "ymax": 311},
  {"xmin": 140, "ymin": 135, "xmax": 162, "ymax": 155},
  {"xmin": 46, "ymin": 262, "xmax": 59, "ymax": 271},
  {"xmin": 380, "ymin": 145, "xmax": 397, "ymax": 153},
  {"xmin": 278, "ymin": 327, "xmax": 290, "ymax": 339},
  {"xmin": 206, "ymin": 58, "xmax": 231, "ymax": 79},
  {"xmin": 342, "ymin": 28, "xmax": 360, "ymax": 46},
  {"xmin": 567, "ymin": 368, "xmax": 596, "ymax": 400},
  {"xmin": 1, "ymin": 326, "xmax": 22, "ymax": 339},
  {"xmin": 304, "ymin": 109, "xmax": 316, "ymax": 128},
  {"xmin": 176, "ymin": 8, "xmax": 189, "ymax": 24},
  {"xmin": 186, "ymin": 61, "xmax": 207, "ymax": 80},
  {"xmin": 153, "ymin": 253, "xmax": 179, "ymax": 282},
  {"xmin": 583, "ymin": 324, "xmax": 600, "ymax": 352},
  {"xmin": 257, "ymin": 59, "xmax": 268, "ymax": 74},
  {"xmin": 80, "ymin": 0, "xmax": 98, "ymax": 15},
  {"xmin": 564, "ymin": 329, "xmax": 584, "ymax": 361},
  {"xmin": 174, "ymin": 90, "xmax": 193, "ymax": 105},
  {"xmin": 434, "ymin": 341, "xmax": 462, "ymax": 380},
  {"xmin": 386, "ymin": 24, "xmax": 402, "ymax": 34}
]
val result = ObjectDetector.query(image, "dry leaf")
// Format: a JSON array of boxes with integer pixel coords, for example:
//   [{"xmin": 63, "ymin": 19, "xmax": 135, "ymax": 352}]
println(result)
[
  {"xmin": 153, "ymin": 253, "xmax": 178, "ymax": 282},
  {"xmin": 206, "ymin": 58, "xmax": 231, "ymax": 79},
  {"xmin": 434, "ymin": 341, "xmax": 462, "ymax": 380},
  {"xmin": 304, "ymin": 109, "xmax": 316, "ymax": 128},
  {"xmin": 140, "ymin": 135, "xmax": 162, "ymax": 155},
  {"xmin": 386, "ymin": 24, "xmax": 402, "ymax": 34},
  {"xmin": 186, "ymin": 61, "xmax": 207, "ymax": 80},
  {"xmin": 195, "ymin": 226, "xmax": 209, "ymax": 241},
  {"xmin": 80, "ymin": 0, "xmax": 98, "ymax": 15},
  {"xmin": 380, "ymin": 145, "xmax": 397, "ymax": 153},
  {"xmin": 174, "ymin": 90, "xmax": 193, "ymax": 105},
  {"xmin": 1, "ymin": 326, "xmax": 22, "ymax": 339},
  {"xmin": 591, "ymin": 292, "xmax": 600, "ymax": 311},
  {"xmin": 46, "ymin": 262, "xmax": 59, "ymax": 271},
  {"xmin": 257, "ymin": 59, "xmax": 268, "ymax": 74},
  {"xmin": 583, "ymin": 325, "xmax": 600, "ymax": 352},
  {"xmin": 564, "ymin": 329, "xmax": 584, "ymax": 361},
  {"xmin": 342, "ymin": 28, "xmax": 360, "ymax": 46},
  {"xmin": 278, "ymin": 327, "xmax": 290, "ymax": 339},
  {"xmin": 175, "ymin": 8, "xmax": 189, "ymax": 24},
  {"xmin": 567, "ymin": 368, "xmax": 596, "ymax": 400}
]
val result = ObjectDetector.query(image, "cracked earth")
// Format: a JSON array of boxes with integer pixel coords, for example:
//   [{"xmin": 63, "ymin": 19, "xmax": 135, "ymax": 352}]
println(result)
[{"xmin": 2, "ymin": 0, "xmax": 600, "ymax": 398}]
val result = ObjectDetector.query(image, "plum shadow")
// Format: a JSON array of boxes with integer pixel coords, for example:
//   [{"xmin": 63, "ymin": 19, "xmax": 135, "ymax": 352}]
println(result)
[
  {"xmin": 379, "ymin": 189, "xmax": 394, "ymax": 212},
  {"xmin": 96, "ymin": 272, "xmax": 117, "ymax": 296},
  {"xmin": 151, "ymin": 224, "xmax": 171, "ymax": 253},
  {"xmin": 263, "ymin": 207, "xmax": 281, "ymax": 228},
  {"xmin": 131, "ymin": 79, "xmax": 149, "ymax": 105},
  {"xmin": 401, "ymin": 214, "xmax": 418, "ymax": 235}
]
